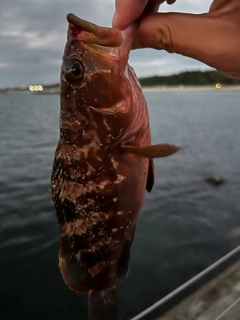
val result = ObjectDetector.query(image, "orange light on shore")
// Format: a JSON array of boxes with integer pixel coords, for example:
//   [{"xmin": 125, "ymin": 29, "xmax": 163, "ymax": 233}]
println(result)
[{"xmin": 216, "ymin": 83, "xmax": 221, "ymax": 89}]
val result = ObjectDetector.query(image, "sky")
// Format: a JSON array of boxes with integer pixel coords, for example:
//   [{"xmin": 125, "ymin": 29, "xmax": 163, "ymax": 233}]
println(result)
[{"xmin": 0, "ymin": 0, "xmax": 213, "ymax": 88}]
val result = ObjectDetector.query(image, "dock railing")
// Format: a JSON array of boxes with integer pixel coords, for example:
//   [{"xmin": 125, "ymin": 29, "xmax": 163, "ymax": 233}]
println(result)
[{"xmin": 130, "ymin": 245, "xmax": 240, "ymax": 320}]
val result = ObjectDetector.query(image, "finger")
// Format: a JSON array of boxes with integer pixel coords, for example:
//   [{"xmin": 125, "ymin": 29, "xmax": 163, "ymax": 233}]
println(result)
[
  {"xmin": 112, "ymin": 0, "xmax": 148, "ymax": 29},
  {"xmin": 112, "ymin": 0, "xmax": 172, "ymax": 29},
  {"xmin": 135, "ymin": 12, "xmax": 240, "ymax": 78},
  {"xmin": 141, "ymin": 0, "xmax": 166, "ymax": 18},
  {"xmin": 209, "ymin": 0, "xmax": 231, "ymax": 12}
]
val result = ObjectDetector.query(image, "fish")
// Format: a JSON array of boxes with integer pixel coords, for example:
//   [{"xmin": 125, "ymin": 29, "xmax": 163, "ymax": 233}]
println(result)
[{"xmin": 51, "ymin": 13, "xmax": 180, "ymax": 320}]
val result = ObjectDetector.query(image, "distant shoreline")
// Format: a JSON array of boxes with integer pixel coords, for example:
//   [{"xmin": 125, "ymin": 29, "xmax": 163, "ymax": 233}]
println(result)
[
  {"xmin": 1, "ymin": 85, "xmax": 240, "ymax": 95},
  {"xmin": 142, "ymin": 85, "xmax": 240, "ymax": 93},
  {"xmin": 2, "ymin": 70, "xmax": 240, "ymax": 93}
]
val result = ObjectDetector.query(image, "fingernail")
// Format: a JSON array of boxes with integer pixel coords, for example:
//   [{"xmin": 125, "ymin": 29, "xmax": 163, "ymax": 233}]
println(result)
[{"xmin": 112, "ymin": 11, "xmax": 117, "ymax": 28}]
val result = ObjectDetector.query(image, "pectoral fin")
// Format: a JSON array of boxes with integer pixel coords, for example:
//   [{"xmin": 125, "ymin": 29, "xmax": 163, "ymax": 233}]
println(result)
[
  {"xmin": 120, "ymin": 144, "xmax": 181, "ymax": 158},
  {"xmin": 146, "ymin": 159, "xmax": 155, "ymax": 192}
]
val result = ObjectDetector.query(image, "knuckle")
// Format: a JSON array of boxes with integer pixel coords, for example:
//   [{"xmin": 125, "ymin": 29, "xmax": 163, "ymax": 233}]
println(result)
[{"xmin": 153, "ymin": 24, "xmax": 175, "ymax": 53}]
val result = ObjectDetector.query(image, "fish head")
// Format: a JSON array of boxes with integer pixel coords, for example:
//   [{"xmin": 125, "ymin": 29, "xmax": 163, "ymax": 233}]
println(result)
[{"xmin": 60, "ymin": 15, "xmax": 138, "ymax": 143}]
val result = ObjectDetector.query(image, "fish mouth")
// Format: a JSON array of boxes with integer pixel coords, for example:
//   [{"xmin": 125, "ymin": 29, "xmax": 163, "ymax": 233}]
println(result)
[{"xmin": 67, "ymin": 13, "xmax": 123, "ymax": 47}]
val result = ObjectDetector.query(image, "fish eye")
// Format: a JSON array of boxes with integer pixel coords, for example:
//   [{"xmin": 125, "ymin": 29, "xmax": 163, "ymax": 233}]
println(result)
[
  {"xmin": 71, "ymin": 62, "xmax": 82, "ymax": 77},
  {"xmin": 65, "ymin": 60, "xmax": 84, "ymax": 82}
]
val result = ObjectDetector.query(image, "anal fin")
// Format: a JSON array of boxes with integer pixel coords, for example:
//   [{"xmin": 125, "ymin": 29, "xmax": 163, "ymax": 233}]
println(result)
[
  {"xmin": 116, "ymin": 225, "xmax": 136, "ymax": 280},
  {"xmin": 116, "ymin": 242, "xmax": 131, "ymax": 281}
]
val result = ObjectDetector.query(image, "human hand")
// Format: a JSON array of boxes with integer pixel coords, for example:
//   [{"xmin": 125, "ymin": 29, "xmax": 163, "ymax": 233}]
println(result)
[
  {"xmin": 112, "ymin": 0, "xmax": 176, "ymax": 30},
  {"xmin": 112, "ymin": 0, "xmax": 240, "ymax": 79}
]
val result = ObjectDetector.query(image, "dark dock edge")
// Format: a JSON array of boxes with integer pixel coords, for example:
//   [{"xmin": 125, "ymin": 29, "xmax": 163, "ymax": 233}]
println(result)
[{"xmin": 130, "ymin": 246, "xmax": 240, "ymax": 320}]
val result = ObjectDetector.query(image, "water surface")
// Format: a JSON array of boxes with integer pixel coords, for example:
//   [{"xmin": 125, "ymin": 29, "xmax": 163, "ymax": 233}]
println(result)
[{"xmin": 1, "ymin": 91, "xmax": 240, "ymax": 319}]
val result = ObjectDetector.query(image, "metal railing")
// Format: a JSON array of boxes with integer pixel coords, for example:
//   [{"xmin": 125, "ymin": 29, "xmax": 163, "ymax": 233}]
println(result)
[
  {"xmin": 130, "ymin": 245, "xmax": 240, "ymax": 320},
  {"xmin": 214, "ymin": 295, "xmax": 240, "ymax": 320}
]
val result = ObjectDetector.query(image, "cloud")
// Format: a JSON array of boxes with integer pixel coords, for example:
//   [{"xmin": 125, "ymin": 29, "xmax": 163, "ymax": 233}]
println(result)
[{"xmin": 0, "ymin": 0, "xmax": 213, "ymax": 87}]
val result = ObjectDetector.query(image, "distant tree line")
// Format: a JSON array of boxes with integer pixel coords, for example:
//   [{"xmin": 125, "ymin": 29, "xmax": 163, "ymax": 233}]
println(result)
[
  {"xmin": 138, "ymin": 70, "xmax": 240, "ymax": 87},
  {"xmin": 2, "ymin": 70, "xmax": 240, "ymax": 92}
]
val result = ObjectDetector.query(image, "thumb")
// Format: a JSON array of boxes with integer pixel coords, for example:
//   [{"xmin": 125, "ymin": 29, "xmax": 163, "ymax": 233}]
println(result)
[{"xmin": 135, "ymin": 12, "xmax": 240, "ymax": 79}]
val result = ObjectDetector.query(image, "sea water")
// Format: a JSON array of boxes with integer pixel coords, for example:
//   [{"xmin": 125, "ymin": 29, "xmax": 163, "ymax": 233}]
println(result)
[{"xmin": 1, "ymin": 91, "xmax": 240, "ymax": 320}]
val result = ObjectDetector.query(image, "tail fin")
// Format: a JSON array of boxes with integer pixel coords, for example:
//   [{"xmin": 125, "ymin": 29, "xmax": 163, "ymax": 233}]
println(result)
[{"xmin": 88, "ymin": 286, "xmax": 119, "ymax": 320}]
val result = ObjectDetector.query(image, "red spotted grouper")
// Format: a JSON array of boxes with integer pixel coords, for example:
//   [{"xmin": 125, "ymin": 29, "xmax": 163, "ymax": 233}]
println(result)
[{"xmin": 51, "ymin": 13, "xmax": 179, "ymax": 320}]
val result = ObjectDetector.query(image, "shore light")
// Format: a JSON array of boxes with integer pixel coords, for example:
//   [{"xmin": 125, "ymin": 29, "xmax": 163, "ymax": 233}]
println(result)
[{"xmin": 28, "ymin": 85, "xmax": 44, "ymax": 92}]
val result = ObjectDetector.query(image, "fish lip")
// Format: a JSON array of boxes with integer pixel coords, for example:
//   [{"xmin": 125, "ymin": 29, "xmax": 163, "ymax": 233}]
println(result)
[
  {"xmin": 66, "ymin": 13, "xmax": 137, "ymax": 49},
  {"xmin": 67, "ymin": 13, "xmax": 123, "ymax": 47}
]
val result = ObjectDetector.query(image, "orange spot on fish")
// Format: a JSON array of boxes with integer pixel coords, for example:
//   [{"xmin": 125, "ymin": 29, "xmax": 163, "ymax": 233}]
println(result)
[
  {"xmin": 89, "ymin": 124, "xmax": 96, "ymax": 131},
  {"xmin": 72, "ymin": 185, "xmax": 78, "ymax": 193},
  {"xmin": 88, "ymin": 147, "xmax": 95, "ymax": 156},
  {"xmin": 66, "ymin": 192, "xmax": 72, "ymax": 199},
  {"xmin": 66, "ymin": 106, "xmax": 72, "ymax": 113},
  {"xmin": 80, "ymin": 152, "xmax": 85, "ymax": 160}
]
